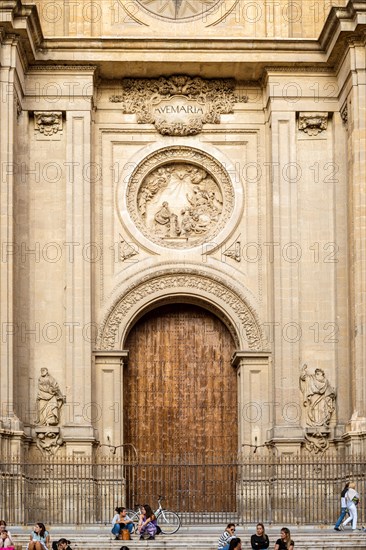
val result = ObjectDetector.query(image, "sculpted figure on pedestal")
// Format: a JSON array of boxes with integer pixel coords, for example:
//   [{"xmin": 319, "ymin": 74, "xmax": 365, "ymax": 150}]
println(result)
[
  {"xmin": 36, "ymin": 368, "xmax": 65, "ymax": 427},
  {"xmin": 299, "ymin": 364, "xmax": 336, "ymax": 454},
  {"xmin": 300, "ymin": 364, "xmax": 336, "ymax": 427}
]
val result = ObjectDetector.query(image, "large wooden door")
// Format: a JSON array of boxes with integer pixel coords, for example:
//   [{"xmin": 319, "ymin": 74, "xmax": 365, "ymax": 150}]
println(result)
[{"xmin": 124, "ymin": 303, "xmax": 238, "ymax": 512}]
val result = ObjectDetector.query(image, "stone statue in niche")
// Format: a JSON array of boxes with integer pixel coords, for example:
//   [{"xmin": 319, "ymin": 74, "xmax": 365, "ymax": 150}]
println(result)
[
  {"xmin": 299, "ymin": 364, "xmax": 336, "ymax": 453},
  {"xmin": 35, "ymin": 368, "xmax": 65, "ymax": 427},
  {"xmin": 138, "ymin": 163, "xmax": 223, "ymax": 244}
]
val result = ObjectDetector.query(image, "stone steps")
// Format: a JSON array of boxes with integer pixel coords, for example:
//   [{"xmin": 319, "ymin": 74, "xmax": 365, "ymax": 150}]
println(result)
[{"xmin": 10, "ymin": 530, "xmax": 366, "ymax": 550}]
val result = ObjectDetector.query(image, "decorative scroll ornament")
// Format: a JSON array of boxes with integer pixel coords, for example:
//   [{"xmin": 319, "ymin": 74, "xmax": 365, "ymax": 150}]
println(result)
[
  {"xmin": 299, "ymin": 364, "xmax": 336, "ymax": 454},
  {"xmin": 223, "ymin": 238, "xmax": 241, "ymax": 262},
  {"xmin": 118, "ymin": 236, "xmax": 139, "ymax": 262},
  {"xmin": 341, "ymin": 103, "xmax": 348, "ymax": 128},
  {"xmin": 110, "ymin": 75, "xmax": 238, "ymax": 136},
  {"xmin": 298, "ymin": 112, "xmax": 328, "ymax": 136},
  {"xmin": 125, "ymin": 146, "xmax": 234, "ymax": 249}
]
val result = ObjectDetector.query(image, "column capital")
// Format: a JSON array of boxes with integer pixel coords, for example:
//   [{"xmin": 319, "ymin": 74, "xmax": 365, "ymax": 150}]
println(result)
[{"xmin": 231, "ymin": 350, "xmax": 271, "ymax": 368}]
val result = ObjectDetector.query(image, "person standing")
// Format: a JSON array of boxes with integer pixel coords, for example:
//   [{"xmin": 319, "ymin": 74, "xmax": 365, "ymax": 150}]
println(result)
[
  {"xmin": 342, "ymin": 482, "xmax": 360, "ymax": 530},
  {"xmin": 334, "ymin": 482, "xmax": 349, "ymax": 530},
  {"xmin": 251, "ymin": 523, "xmax": 269, "ymax": 549}
]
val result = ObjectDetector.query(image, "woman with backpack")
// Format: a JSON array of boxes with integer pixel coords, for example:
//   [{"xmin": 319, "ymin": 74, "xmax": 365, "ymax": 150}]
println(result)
[{"xmin": 342, "ymin": 481, "xmax": 360, "ymax": 531}]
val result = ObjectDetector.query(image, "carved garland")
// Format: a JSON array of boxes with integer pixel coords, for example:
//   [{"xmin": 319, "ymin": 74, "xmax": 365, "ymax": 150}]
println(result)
[
  {"xmin": 109, "ymin": 75, "xmax": 239, "ymax": 136},
  {"xmin": 98, "ymin": 273, "xmax": 264, "ymax": 352},
  {"xmin": 125, "ymin": 146, "xmax": 235, "ymax": 249}
]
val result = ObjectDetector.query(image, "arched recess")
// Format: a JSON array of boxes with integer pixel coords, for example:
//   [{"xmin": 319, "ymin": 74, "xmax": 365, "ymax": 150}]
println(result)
[{"xmin": 93, "ymin": 270, "xmax": 270, "ymax": 467}]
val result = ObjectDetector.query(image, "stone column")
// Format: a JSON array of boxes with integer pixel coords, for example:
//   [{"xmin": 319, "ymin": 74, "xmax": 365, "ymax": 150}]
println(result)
[
  {"xmin": 342, "ymin": 36, "xmax": 366, "ymax": 450},
  {"xmin": 93, "ymin": 351, "xmax": 128, "ymax": 452},
  {"xmin": 232, "ymin": 351, "xmax": 271, "ymax": 453},
  {"xmin": 0, "ymin": 34, "xmax": 23, "ymax": 445}
]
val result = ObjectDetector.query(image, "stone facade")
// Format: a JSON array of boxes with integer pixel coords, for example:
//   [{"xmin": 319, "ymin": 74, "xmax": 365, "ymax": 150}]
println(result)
[{"xmin": 0, "ymin": 0, "xmax": 365, "ymax": 458}]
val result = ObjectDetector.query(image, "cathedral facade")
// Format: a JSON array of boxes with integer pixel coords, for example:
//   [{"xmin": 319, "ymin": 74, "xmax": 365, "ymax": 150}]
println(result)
[{"xmin": 0, "ymin": 0, "xmax": 365, "ymax": 470}]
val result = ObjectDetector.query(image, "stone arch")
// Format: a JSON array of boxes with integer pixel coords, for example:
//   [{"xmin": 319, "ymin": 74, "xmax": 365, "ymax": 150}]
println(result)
[{"xmin": 97, "ymin": 269, "xmax": 266, "ymax": 351}]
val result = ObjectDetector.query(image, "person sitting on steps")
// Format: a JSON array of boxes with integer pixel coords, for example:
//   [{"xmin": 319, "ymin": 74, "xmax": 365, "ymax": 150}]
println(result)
[
  {"xmin": 138, "ymin": 505, "xmax": 158, "ymax": 540},
  {"xmin": 111, "ymin": 507, "xmax": 134, "ymax": 540}
]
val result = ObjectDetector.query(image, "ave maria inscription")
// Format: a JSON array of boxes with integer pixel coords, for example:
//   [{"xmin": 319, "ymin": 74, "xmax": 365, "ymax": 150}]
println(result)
[
  {"xmin": 152, "ymin": 96, "xmax": 207, "ymax": 136},
  {"xmin": 109, "ymin": 75, "xmax": 238, "ymax": 136}
]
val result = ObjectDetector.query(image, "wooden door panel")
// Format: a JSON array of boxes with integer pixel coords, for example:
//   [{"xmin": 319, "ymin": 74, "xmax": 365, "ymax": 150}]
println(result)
[{"xmin": 124, "ymin": 304, "xmax": 237, "ymax": 511}]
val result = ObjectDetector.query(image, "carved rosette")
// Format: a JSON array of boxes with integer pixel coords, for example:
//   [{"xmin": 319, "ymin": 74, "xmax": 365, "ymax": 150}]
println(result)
[
  {"xmin": 109, "ymin": 75, "xmax": 238, "ymax": 136},
  {"xmin": 298, "ymin": 112, "xmax": 328, "ymax": 136},
  {"xmin": 124, "ymin": 146, "xmax": 235, "ymax": 249},
  {"xmin": 34, "ymin": 111, "xmax": 63, "ymax": 137},
  {"xmin": 97, "ymin": 271, "xmax": 264, "ymax": 352}
]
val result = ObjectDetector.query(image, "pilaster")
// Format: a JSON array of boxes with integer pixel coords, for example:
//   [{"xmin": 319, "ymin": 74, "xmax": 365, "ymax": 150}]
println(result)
[
  {"xmin": 0, "ymin": 33, "xmax": 22, "ymax": 438},
  {"xmin": 93, "ymin": 350, "xmax": 128, "ymax": 453}
]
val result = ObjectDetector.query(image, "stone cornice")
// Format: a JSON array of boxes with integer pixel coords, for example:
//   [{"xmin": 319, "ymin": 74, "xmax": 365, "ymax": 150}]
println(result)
[
  {"xmin": 0, "ymin": 1, "xmax": 43, "ymax": 61},
  {"xmin": 1, "ymin": 0, "xmax": 365, "ymax": 81}
]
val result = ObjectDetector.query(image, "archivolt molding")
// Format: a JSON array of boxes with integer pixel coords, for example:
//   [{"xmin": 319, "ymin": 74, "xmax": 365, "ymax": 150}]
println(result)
[{"xmin": 97, "ymin": 269, "xmax": 265, "ymax": 352}]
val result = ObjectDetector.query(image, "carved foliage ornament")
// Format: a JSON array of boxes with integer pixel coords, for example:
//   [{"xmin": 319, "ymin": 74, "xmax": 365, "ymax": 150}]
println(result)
[
  {"xmin": 34, "ymin": 111, "xmax": 63, "ymax": 136},
  {"xmin": 98, "ymin": 272, "xmax": 263, "ymax": 352},
  {"xmin": 298, "ymin": 112, "xmax": 328, "ymax": 136},
  {"xmin": 110, "ymin": 75, "xmax": 239, "ymax": 136},
  {"xmin": 126, "ymin": 146, "xmax": 234, "ymax": 249}
]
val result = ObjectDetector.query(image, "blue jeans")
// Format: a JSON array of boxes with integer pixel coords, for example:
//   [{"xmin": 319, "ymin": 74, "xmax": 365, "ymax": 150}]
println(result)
[
  {"xmin": 335, "ymin": 507, "xmax": 348, "ymax": 528},
  {"xmin": 112, "ymin": 523, "xmax": 134, "ymax": 536}
]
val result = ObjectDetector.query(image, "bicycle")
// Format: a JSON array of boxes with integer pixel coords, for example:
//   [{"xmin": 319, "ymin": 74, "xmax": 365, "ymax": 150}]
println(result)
[{"xmin": 127, "ymin": 496, "xmax": 181, "ymax": 535}]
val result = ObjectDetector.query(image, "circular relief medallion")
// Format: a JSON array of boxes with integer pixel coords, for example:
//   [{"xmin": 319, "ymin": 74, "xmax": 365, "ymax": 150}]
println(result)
[
  {"xmin": 125, "ymin": 146, "xmax": 235, "ymax": 250},
  {"xmin": 135, "ymin": 0, "xmax": 222, "ymax": 21}
]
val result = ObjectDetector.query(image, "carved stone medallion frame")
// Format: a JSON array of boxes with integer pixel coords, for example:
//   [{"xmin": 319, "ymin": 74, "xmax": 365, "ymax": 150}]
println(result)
[
  {"xmin": 119, "ymin": 144, "xmax": 241, "ymax": 252},
  {"xmin": 97, "ymin": 269, "xmax": 265, "ymax": 352}
]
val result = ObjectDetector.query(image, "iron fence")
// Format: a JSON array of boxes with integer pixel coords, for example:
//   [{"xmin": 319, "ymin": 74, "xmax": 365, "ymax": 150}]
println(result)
[{"xmin": 0, "ymin": 453, "xmax": 365, "ymax": 526}]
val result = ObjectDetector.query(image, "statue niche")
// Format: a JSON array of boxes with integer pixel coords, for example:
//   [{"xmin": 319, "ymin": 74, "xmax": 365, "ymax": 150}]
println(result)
[{"xmin": 137, "ymin": 163, "xmax": 223, "ymax": 245}]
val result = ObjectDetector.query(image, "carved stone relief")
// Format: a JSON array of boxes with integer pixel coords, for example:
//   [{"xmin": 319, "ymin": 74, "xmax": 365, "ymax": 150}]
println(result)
[
  {"xmin": 124, "ymin": 146, "xmax": 235, "ymax": 249},
  {"xmin": 223, "ymin": 238, "xmax": 241, "ymax": 262},
  {"xmin": 109, "ymin": 75, "xmax": 239, "ymax": 136},
  {"xmin": 341, "ymin": 102, "xmax": 348, "ymax": 129},
  {"xmin": 298, "ymin": 112, "xmax": 328, "ymax": 136},
  {"xmin": 299, "ymin": 363, "xmax": 336, "ymax": 453},
  {"xmin": 97, "ymin": 270, "xmax": 264, "ymax": 352},
  {"xmin": 35, "ymin": 427, "xmax": 63, "ymax": 456},
  {"xmin": 118, "ymin": 236, "xmax": 139, "ymax": 262},
  {"xmin": 34, "ymin": 111, "xmax": 63, "ymax": 139},
  {"xmin": 135, "ymin": 0, "xmax": 223, "ymax": 21}
]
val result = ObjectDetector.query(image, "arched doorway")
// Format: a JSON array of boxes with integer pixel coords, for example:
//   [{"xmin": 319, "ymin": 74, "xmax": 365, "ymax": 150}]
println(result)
[{"xmin": 124, "ymin": 303, "xmax": 237, "ymax": 514}]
